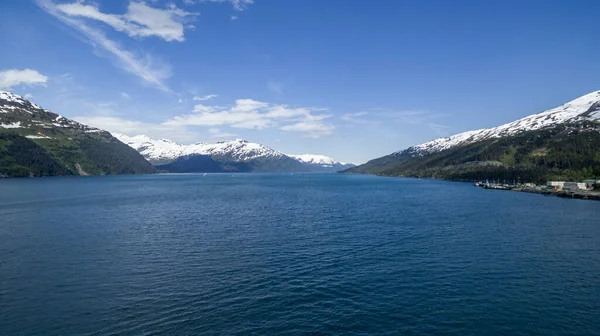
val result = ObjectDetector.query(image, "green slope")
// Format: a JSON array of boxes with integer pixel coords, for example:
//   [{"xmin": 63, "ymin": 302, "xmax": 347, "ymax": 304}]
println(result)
[
  {"xmin": 346, "ymin": 122, "xmax": 600, "ymax": 183},
  {"xmin": 0, "ymin": 92, "xmax": 155, "ymax": 177}
]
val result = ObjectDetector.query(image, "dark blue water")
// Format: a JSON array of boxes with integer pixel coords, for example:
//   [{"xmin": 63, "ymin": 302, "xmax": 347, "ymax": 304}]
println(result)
[{"xmin": 1, "ymin": 174, "xmax": 599, "ymax": 335}]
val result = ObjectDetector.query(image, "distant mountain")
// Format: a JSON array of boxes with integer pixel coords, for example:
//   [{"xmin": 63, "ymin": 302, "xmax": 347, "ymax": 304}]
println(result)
[
  {"xmin": 288, "ymin": 154, "xmax": 356, "ymax": 172},
  {"xmin": 0, "ymin": 92, "xmax": 155, "ymax": 177},
  {"xmin": 116, "ymin": 134, "xmax": 355, "ymax": 173},
  {"xmin": 346, "ymin": 91, "xmax": 600, "ymax": 183},
  {"xmin": 156, "ymin": 154, "xmax": 253, "ymax": 173}
]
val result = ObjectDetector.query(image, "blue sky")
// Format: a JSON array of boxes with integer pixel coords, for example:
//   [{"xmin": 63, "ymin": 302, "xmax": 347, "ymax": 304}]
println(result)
[{"xmin": 1, "ymin": 0, "xmax": 599, "ymax": 163}]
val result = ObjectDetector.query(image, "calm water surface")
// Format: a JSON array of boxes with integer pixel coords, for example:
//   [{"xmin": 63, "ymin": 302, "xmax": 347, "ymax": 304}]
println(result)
[{"xmin": 1, "ymin": 174, "xmax": 599, "ymax": 335}]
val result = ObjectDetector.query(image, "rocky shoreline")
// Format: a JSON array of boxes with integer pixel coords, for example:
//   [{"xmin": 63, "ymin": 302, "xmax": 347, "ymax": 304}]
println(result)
[{"xmin": 502, "ymin": 187, "xmax": 600, "ymax": 201}]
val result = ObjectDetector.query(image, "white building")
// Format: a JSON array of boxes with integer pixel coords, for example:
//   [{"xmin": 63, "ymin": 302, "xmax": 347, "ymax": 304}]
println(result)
[{"xmin": 547, "ymin": 181, "xmax": 565, "ymax": 190}]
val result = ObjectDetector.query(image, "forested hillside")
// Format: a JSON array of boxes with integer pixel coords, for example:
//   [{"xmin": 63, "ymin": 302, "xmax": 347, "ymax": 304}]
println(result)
[
  {"xmin": 0, "ymin": 92, "xmax": 155, "ymax": 177},
  {"xmin": 346, "ymin": 122, "xmax": 600, "ymax": 183}
]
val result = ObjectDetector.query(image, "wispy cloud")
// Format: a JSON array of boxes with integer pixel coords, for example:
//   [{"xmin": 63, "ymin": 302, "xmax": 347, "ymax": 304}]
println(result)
[
  {"xmin": 74, "ymin": 96, "xmax": 335, "ymax": 141},
  {"xmin": 164, "ymin": 98, "xmax": 335, "ymax": 138},
  {"xmin": 267, "ymin": 80, "xmax": 284, "ymax": 95},
  {"xmin": 340, "ymin": 111, "xmax": 379, "ymax": 125},
  {"xmin": 199, "ymin": 0, "xmax": 254, "ymax": 11},
  {"xmin": 120, "ymin": 92, "xmax": 131, "ymax": 99},
  {"xmin": 73, "ymin": 115, "xmax": 199, "ymax": 143},
  {"xmin": 280, "ymin": 114, "xmax": 335, "ymax": 138},
  {"xmin": 343, "ymin": 109, "xmax": 450, "ymax": 132},
  {"xmin": 0, "ymin": 69, "xmax": 48, "ymax": 90},
  {"xmin": 51, "ymin": 1, "xmax": 197, "ymax": 42},
  {"xmin": 427, "ymin": 123, "xmax": 451, "ymax": 136},
  {"xmin": 193, "ymin": 94, "xmax": 218, "ymax": 101},
  {"xmin": 37, "ymin": 0, "xmax": 173, "ymax": 92}
]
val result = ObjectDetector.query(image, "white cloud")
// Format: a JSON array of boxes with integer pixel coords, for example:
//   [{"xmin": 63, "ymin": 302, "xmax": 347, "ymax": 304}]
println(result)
[
  {"xmin": 52, "ymin": 1, "xmax": 198, "ymax": 42},
  {"xmin": 280, "ymin": 121, "xmax": 334, "ymax": 138},
  {"xmin": 164, "ymin": 98, "xmax": 335, "ymax": 137},
  {"xmin": 341, "ymin": 111, "xmax": 368, "ymax": 122},
  {"xmin": 280, "ymin": 114, "xmax": 335, "ymax": 138},
  {"xmin": 193, "ymin": 94, "xmax": 218, "ymax": 101},
  {"xmin": 73, "ymin": 115, "xmax": 199, "ymax": 143},
  {"xmin": 193, "ymin": 104, "xmax": 218, "ymax": 113},
  {"xmin": 0, "ymin": 69, "xmax": 48, "ymax": 90},
  {"xmin": 120, "ymin": 92, "xmax": 130, "ymax": 99},
  {"xmin": 37, "ymin": 0, "xmax": 173, "ymax": 92},
  {"xmin": 199, "ymin": 0, "xmax": 254, "ymax": 11},
  {"xmin": 231, "ymin": 16, "xmax": 238, "ymax": 21},
  {"xmin": 340, "ymin": 111, "xmax": 380, "ymax": 126}
]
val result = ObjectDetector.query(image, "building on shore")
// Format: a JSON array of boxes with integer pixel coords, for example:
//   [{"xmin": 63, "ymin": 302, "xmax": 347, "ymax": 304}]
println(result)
[
  {"xmin": 563, "ymin": 182, "xmax": 587, "ymax": 192},
  {"xmin": 547, "ymin": 181, "xmax": 565, "ymax": 191},
  {"xmin": 583, "ymin": 179, "xmax": 600, "ymax": 188}
]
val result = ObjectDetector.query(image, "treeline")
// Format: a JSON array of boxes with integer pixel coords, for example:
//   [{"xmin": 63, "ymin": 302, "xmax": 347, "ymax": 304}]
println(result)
[
  {"xmin": 0, "ymin": 133, "xmax": 156, "ymax": 177},
  {"xmin": 0, "ymin": 134, "xmax": 72, "ymax": 177},
  {"xmin": 349, "ymin": 122, "xmax": 600, "ymax": 183},
  {"xmin": 77, "ymin": 137, "xmax": 156, "ymax": 175}
]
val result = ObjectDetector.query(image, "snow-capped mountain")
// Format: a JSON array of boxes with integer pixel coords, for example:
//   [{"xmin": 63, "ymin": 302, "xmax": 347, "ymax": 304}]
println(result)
[
  {"xmin": 0, "ymin": 91, "xmax": 102, "ymax": 133},
  {"xmin": 289, "ymin": 154, "xmax": 340, "ymax": 166},
  {"xmin": 346, "ymin": 90, "xmax": 600, "ymax": 180},
  {"xmin": 0, "ymin": 92, "xmax": 155, "ymax": 177},
  {"xmin": 288, "ymin": 154, "xmax": 355, "ymax": 170},
  {"xmin": 401, "ymin": 90, "xmax": 600, "ymax": 156},
  {"xmin": 115, "ymin": 134, "xmax": 354, "ymax": 172},
  {"xmin": 115, "ymin": 134, "xmax": 287, "ymax": 165}
]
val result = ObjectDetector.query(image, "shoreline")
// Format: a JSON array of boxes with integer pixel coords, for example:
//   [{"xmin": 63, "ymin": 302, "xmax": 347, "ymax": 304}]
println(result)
[
  {"xmin": 345, "ymin": 172, "xmax": 600, "ymax": 202},
  {"xmin": 490, "ymin": 186, "xmax": 600, "ymax": 201}
]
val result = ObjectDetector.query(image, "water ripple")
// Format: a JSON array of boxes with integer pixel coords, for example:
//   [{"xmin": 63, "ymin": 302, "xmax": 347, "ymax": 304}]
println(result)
[{"xmin": 1, "ymin": 174, "xmax": 599, "ymax": 335}]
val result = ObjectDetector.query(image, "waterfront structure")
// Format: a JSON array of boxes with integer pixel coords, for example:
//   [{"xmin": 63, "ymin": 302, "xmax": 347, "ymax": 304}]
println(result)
[
  {"xmin": 547, "ymin": 181, "xmax": 565, "ymax": 191},
  {"xmin": 563, "ymin": 182, "xmax": 587, "ymax": 192},
  {"xmin": 583, "ymin": 179, "xmax": 599, "ymax": 188}
]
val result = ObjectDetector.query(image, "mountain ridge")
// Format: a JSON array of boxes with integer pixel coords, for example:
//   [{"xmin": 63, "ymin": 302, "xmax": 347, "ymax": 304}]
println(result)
[
  {"xmin": 116, "ymin": 133, "xmax": 355, "ymax": 172},
  {"xmin": 400, "ymin": 90, "xmax": 600, "ymax": 156},
  {"xmin": 0, "ymin": 92, "xmax": 155, "ymax": 177},
  {"xmin": 346, "ymin": 90, "xmax": 600, "ymax": 182}
]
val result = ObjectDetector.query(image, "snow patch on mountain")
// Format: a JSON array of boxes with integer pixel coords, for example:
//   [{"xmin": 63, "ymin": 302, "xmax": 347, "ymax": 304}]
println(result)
[
  {"xmin": 114, "ymin": 134, "xmax": 286, "ymax": 164},
  {"xmin": 1, "ymin": 91, "xmax": 44, "ymax": 111},
  {"xmin": 288, "ymin": 154, "xmax": 351, "ymax": 167},
  {"xmin": 401, "ymin": 90, "xmax": 600, "ymax": 156},
  {"xmin": 115, "ymin": 133, "xmax": 354, "ymax": 169},
  {"xmin": 0, "ymin": 91, "xmax": 103, "ymax": 133},
  {"xmin": 0, "ymin": 122, "xmax": 23, "ymax": 129}
]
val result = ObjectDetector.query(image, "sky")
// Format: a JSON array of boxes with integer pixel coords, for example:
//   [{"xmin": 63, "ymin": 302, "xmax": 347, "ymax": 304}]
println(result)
[{"xmin": 1, "ymin": 0, "xmax": 599, "ymax": 164}]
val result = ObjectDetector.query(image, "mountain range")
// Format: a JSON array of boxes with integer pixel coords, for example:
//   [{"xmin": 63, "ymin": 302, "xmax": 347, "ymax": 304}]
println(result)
[
  {"xmin": 0, "ymin": 92, "xmax": 354, "ymax": 177},
  {"xmin": 3, "ymin": 89, "xmax": 599, "ymax": 180},
  {"xmin": 346, "ymin": 90, "xmax": 600, "ymax": 182},
  {"xmin": 0, "ymin": 92, "xmax": 155, "ymax": 177},
  {"xmin": 115, "ymin": 134, "xmax": 355, "ymax": 173}
]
